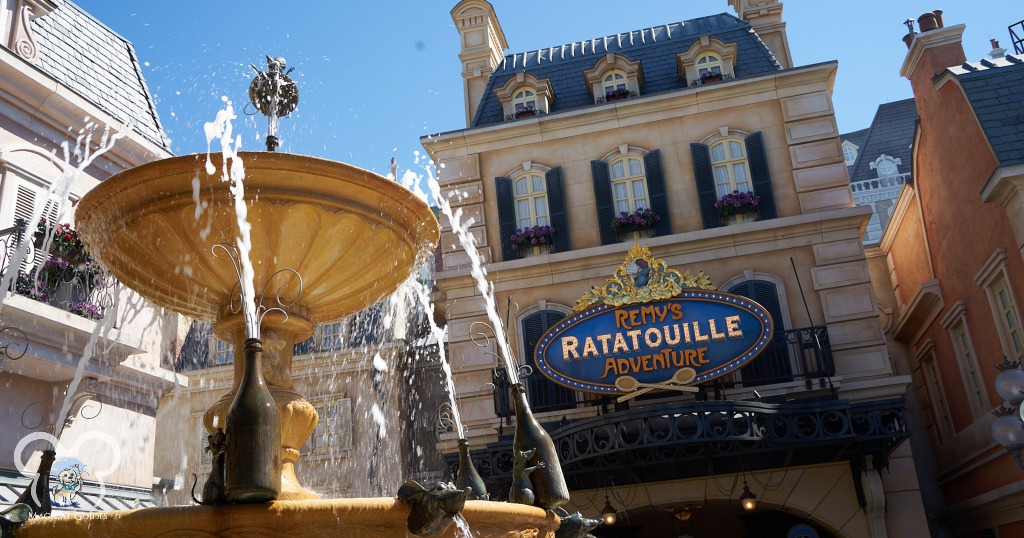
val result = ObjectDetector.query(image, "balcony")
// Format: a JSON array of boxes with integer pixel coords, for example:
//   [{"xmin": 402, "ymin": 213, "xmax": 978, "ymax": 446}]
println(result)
[
  {"xmin": 1, "ymin": 219, "xmax": 116, "ymax": 323},
  {"xmin": 449, "ymin": 397, "xmax": 908, "ymax": 497},
  {"xmin": 493, "ymin": 326, "xmax": 836, "ymax": 418}
]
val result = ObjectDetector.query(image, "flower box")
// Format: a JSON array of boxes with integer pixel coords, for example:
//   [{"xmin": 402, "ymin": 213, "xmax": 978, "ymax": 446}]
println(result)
[
  {"xmin": 610, "ymin": 208, "xmax": 661, "ymax": 239},
  {"xmin": 604, "ymin": 88, "xmax": 631, "ymax": 102},
  {"xmin": 715, "ymin": 190, "xmax": 761, "ymax": 224},
  {"xmin": 515, "ymin": 109, "xmax": 537, "ymax": 119},
  {"xmin": 510, "ymin": 225, "xmax": 556, "ymax": 257}
]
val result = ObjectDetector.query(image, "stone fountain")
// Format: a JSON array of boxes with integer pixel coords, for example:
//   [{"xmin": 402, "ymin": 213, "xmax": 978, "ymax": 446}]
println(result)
[{"xmin": 14, "ymin": 58, "xmax": 561, "ymax": 537}]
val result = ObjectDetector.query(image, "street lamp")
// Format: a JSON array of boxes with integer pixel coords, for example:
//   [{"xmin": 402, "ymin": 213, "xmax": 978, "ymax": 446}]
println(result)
[
  {"xmin": 601, "ymin": 494, "xmax": 617, "ymax": 526},
  {"xmin": 992, "ymin": 358, "xmax": 1024, "ymax": 468},
  {"xmin": 739, "ymin": 481, "xmax": 757, "ymax": 511}
]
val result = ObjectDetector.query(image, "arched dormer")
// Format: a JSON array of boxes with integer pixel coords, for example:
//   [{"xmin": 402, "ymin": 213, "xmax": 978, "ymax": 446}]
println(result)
[
  {"xmin": 583, "ymin": 52, "xmax": 644, "ymax": 104},
  {"xmin": 677, "ymin": 35, "xmax": 738, "ymax": 87},
  {"xmin": 494, "ymin": 72, "xmax": 555, "ymax": 121}
]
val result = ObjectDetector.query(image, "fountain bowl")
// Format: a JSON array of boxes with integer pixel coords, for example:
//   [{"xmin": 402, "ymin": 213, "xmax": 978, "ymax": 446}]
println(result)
[
  {"xmin": 76, "ymin": 151, "xmax": 439, "ymax": 330},
  {"xmin": 15, "ymin": 499, "xmax": 560, "ymax": 537}
]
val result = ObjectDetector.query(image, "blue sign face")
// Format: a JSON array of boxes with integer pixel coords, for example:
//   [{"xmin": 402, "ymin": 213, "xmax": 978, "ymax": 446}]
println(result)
[{"xmin": 535, "ymin": 290, "xmax": 773, "ymax": 394}]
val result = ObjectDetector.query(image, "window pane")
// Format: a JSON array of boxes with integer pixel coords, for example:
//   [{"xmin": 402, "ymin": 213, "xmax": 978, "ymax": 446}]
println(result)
[
  {"xmin": 616, "ymin": 200, "xmax": 630, "ymax": 213},
  {"xmin": 534, "ymin": 197, "xmax": 548, "ymax": 217},
  {"xmin": 628, "ymin": 158, "xmax": 643, "ymax": 176},
  {"xmin": 514, "ymin": 178, "xmax": 527, "ymax": 195},
  {"xmin": 710, "ymin": 144, "xmax": 726, "ymax": 162},
  {"xmin": 611, "ymin": 161, "xmax": 624, "ymax": 179},
  {"xmin": 709, "ymin": 65, "xmax": 722, "ymax": 75},
  {"xmin": 517, "ymin": 199, "xmax": 530, "ymax": 219},
  {"xmin": 732, "ymin": 164, "xmax": 749, "ymax": 190},
  {"xmin": 728, "ymin": 141, "xmax": 744, "ymax": 159},
  {"xmin": 531, "ymin": 175, "xmax": 545, "ymax": 193},
  {"xmin": 631, "ymin": 179, "xmax": 646, "ymax": 201},
  {"xmin": 613, "ymin": 182, "xmax": 628, "ymax": 200},
  {"xmin": 698, "ymin": 57, "xmax": 707, "ymax": 65}
]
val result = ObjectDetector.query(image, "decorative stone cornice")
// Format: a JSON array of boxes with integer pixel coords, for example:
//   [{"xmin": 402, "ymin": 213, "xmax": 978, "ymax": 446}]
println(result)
[{"xmin": 899, "ymin": 24, "xmax": 966, "ymax": 79}]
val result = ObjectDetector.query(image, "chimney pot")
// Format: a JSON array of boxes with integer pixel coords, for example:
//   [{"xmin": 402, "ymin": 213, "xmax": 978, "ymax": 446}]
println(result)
[
  {"xmin": 918, "ymin": 12, "xmax": 939, "ymax": 33},
  {"xmin": 933, "ymin": 9, "xmax": 944, "ymax": 28}
]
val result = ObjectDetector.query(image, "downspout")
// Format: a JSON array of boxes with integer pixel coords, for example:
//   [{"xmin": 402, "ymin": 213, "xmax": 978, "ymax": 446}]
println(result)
[{"xmin": 910, "ymin": 119, "xmax": 937, "ymax": 279}]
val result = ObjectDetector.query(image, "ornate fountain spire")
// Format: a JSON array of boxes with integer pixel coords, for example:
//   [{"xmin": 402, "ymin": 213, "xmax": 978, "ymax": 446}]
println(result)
[{"xmin": 248, "ymin": 55, "xmax": 299, "ymax": 152}]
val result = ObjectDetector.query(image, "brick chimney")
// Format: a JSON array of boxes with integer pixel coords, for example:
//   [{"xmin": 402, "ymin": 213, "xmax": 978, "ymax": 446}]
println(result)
[
  {"xmin": 451, "ymin": 0, "xmax": 508, "ymax": 128},
  {"xmin": 899, "ymin": 11, "xmax": 966, "ymax": 98},
  {"xmin": 728, "ymin": 0, "xmax": 794, "ymax": 69}
]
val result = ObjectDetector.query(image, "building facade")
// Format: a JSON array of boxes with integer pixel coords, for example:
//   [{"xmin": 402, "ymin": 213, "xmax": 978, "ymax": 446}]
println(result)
[
  {"xmin": 424, "ymin": 1, "xmax": 931, "ymax": 536},
  {"xmin": 0, "ymin": 0, "xmax": 184, "ymax": 513},
  {"xmin": 876, "ymin": 13, "xmax": 1024, "ymax": 537}
]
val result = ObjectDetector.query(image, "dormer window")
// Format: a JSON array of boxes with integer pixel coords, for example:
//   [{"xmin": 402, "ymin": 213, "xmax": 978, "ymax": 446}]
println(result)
[
  {"xmin": 842, "ymin": 141, "xmax": 859, "ymax": 166},
  {"xmin": 870, "ymin": 154, "xmax": 902, "ymax": 177},
  {"xmin": 678, "ymin": 36, "xmax": 738, "ymax": 87},
  {"xmin": 495, "ymin": 72, "xmax": 554, "ymax": 121},
  {"xmin": 584, "ymin": 53, "xmax": 643, "ymax": 104},
  {"xmin": 513, "ymin": 90, "xmax": 538, "ymax": 117}
]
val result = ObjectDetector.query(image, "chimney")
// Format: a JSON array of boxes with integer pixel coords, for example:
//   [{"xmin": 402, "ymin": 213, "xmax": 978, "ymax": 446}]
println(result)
[
  {"xmin": 989, "ymin": 39, "xmax": 1007, "ymax": 59},
  {"xmin": 451, "ymin": 0, "xmax": 508, "ymax": 128},
  {"xmin": 728, "ymin": 0, "xmax": 794, "ymax": 69},
  {"xmin": 899, "ymin": 10, "xmax": 966, "ymax": 86}
]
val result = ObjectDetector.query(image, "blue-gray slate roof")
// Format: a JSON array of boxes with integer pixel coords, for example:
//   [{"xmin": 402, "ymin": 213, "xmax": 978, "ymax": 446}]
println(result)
[
  {"xmin": 30, "ymin": 1, "xmax": 170, "ymax": 151},
  {"xmin": 472, "ymin": 13, "xmax": 782, "ymax": 128},
  {"xmin": 841, "ymin": 127, "xmax": 869, "ymax": 177},
  {"xmin": 949, "ymin": 54, "xmax": 1024, "ymax": 167},
  {"xmin": 847, "ymin": 99, "xmax": 918, "ymax": 183}
]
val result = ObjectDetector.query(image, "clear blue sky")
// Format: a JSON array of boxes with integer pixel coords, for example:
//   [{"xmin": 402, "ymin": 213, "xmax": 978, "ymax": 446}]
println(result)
[{"xmin": 75, "ymin": 1, "xmax": 1017, "ymax": 175}]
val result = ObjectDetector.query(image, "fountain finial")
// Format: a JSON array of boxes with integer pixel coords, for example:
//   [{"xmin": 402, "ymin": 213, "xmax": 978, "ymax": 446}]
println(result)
[{"xmin": 248, "ymin": 55, "xmax": 299, "ymax": 152}]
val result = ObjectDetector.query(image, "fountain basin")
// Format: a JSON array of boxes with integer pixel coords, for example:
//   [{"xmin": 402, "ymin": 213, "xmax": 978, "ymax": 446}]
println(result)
[{"xmin": 16, "ymin": 499, "xmax": 559, "ymax": 537}]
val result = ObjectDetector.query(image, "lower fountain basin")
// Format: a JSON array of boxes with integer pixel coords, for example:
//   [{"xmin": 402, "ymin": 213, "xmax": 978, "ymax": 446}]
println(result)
[{"xmin": 16, "ymin": 499, "xmax": 559, "ymax": 537}]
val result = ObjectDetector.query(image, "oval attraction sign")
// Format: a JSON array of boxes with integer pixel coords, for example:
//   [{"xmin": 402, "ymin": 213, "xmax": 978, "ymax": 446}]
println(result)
[{"xmin": 533, "ymin": 243, "xmax": 773, "ymax": 395}]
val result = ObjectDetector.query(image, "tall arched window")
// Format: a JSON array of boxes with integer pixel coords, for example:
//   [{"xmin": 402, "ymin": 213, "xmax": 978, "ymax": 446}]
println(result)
[
  {"xmin": 609, "ymin": 155, "xmax": 649, "ymax": 214},
  {"xmin": 728, "ymin": 280, "xmax": 792, "ymax": 386},
  {"xmin": 520, "ymin": 310, "xmax": 576, "ymax": 412},
  {"xmin": 513, "ymin": 172, "xmax": 549, "ymax": 229},
  {"xmin": 710, "ymin": 138, "xmax": 752, "ymax": 197},
  {"xmin": 602, "ymin": 70, "xmax": 628, "ymax": 98}
]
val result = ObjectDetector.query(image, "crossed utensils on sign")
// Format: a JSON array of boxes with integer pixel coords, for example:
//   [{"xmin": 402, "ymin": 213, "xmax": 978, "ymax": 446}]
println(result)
[{"xmin": 614, "ymin": 367, "xmax": 700, "ymax": 402}]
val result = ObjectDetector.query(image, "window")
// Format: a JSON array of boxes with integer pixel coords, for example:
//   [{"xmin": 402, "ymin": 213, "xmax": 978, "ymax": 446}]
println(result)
[
  {"xmin": 212, "ymin": 338, "xmax": 233, "ymax": 366},
  {"xmin": 842, "ymin": 142, "xmax": 859, "ymax": 166},
  {"xmin": 729, "ymin": 280, "xmax": 792, "ymax": 386},
  {"xmin": 584, "ymin": 53, "xmax": 643, "ymax": 104},
  {"xmin": 870, "ymin": 154, "xmax": 901, "ymax": 177},
  {"xmin": 305, "ymin": 397, "xmax": 353, "ymax": 457},
  {"xmin": 11, "ymin": 181, "xmax": 60, "ymax": 272},
  {"xmin": 602, "ymin": 71, "xmax": 628, "ymax": 100},
  {"xmin": 710, "ymin": 139, "xmax": 752, "ymax": 197},
  {"xmin": 513, "ymin": 90, "xmax": 536, "ymax": 114},
  {"xmin": 917, "ymin": 341, "xmax": 954, "ymax": 443},
  {"xmin": 691, "ymin": 131, "xmax": 776, "ymax": 229},
  {"xmin": 942, "ymin": 302, "xmax": 989, "ymax": 419},
  {"xmin": 697, "ymin": 54, "xmax": 723, "ymax": 79},
  {"xmin": 975, "ymin": 248, "xmax": 1024, "ymax": 362},
  {"xmin": 591, "ymin": 149, "xmax": 670, "ymax": 245},
  {"xmin": 496, "ymin": 167, "xmax": 569, "ymax": 260},
  {"xmin": 513, "ymin": 173, "xmax": 549, "ymax": 229},
  {"xmin": 321, "ymin": 321, "xmax": 344, "ymax": 349},
  {"xmin": 609, "ymin": 156, "xmax": 649, "ymax": 214},
  {"xmin": 520, "ymin": 309, "xmax": 576, "ymax": 413}
]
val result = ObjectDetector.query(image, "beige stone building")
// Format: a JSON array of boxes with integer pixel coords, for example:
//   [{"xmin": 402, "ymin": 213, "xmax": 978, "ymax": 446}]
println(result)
[{"xmin": 422, "ymin": 1, "xmax": 932, "ymax": 535}]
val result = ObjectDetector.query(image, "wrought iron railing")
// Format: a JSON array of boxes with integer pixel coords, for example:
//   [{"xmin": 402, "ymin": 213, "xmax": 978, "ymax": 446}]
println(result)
[
  {"xmin": 450, "ymin": 397, "xmax": 908, "ymax": 496},
  {"xmin": 0, "ymin": 219, "xmax": 116, "ymax": 322},
  {"xmin": 492, "ymin": 325, "xmax": 836, "ymax": 419},
  {"xmin": 690, "ymin": 72, "xmax": 736, "ymax": 87},
  {"xmin": 1010, "ymin": 20, "xmax": 1023, "ymax": 55}
]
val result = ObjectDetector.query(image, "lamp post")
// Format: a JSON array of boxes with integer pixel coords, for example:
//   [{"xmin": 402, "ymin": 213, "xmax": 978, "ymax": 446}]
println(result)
[{"xmin": 991, "ymin": 358, "xmax": 1024, "ymax": 468}]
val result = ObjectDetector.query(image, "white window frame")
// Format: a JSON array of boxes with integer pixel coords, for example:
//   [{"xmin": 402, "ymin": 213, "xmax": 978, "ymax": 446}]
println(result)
[
  {"xmin": 975, "ymin": 247, "xmax": 1024, "ymax": 362},
  {"xmin": 512, "ymin": 89, "xmax": 537, "ymax": 114},
  {"xmin": 608, "ymin": 155, "xmax": 648, "ymax": 215},
  {"xmin": 941, "ymin": 301, "xmax": 990, "ymax": 419},
  {"xmin": 512, "ymin": 172, "xmax": 549, "ymax": 229},
  {"xmin": 842, "ymin": 141, "xmax": 859, "ymax": 166},
  {"xmin": 320, "ymin": 320, "xmax": 346, "ymax": 350},
  {"xmin": 916, "ymin": 340, "xmax": 955, "ymax": 443},
  {"xmin": 696, "ymin": 53, "xmax": 723, "ymax": 79},
  {"xmin": 208, "ymin": 336, "xmax": 233, "ymax": 366},
  {"xmin": 870, "ymin": 154, "xmax": 901, "ymax": 177},
  {"xmin": 303, "ymin": 396, "xmax": 353, "ymax": 459},
  {"xmin": 601, "ymin": 70, "xmax": 628, "ymax": 95},
  {"xmin": 709, "ymin": 138, "xmax": 752, "ymax": 197}
]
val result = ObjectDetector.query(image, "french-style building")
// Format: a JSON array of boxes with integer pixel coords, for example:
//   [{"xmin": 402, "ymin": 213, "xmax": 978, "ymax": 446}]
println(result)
[
  {"xmin": 423, "ymin": 1, "xmax": 931, "ymax": 535},
  {"xmin": 876, "ymin": 13, "xmax": 1024, "ymax": 537},
  {"xmin": 0, "ymin": 0, "xmax": 184, "ymax": 512}
]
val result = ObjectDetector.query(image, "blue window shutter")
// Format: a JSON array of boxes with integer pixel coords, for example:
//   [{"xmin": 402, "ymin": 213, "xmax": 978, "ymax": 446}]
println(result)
[
  {"xmin": 545, "ymin": 167, "xmax": 569, "ymax": 253},
  {"xmin": 495, "ymin": 176, "xmax": 521, "ymax": 261},
  {"xmin": 746, "ymin": 131, "xmax": 777, "ymax": 220},
  {"xmin": 644, "ymin": 150, "xmax": 672, "ymax": 237},
  {"xmin": 591, "ymin": 160, "xmax": 616, "ymax": 245},
  {"xmin": 522, "ymin": 310, "xmax": 575, "ymax": 412},
  {"xmin": 729, "ymin": 280, "xmax": 791, "ymax": 385},
  {"xmin": 690, "ymin": 143, "xmax": 722, "ymax": 228}
]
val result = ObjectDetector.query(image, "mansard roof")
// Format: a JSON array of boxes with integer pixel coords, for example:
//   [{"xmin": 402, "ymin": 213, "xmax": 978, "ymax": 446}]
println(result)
[
  {"xmin": 848, "ymin": 99, "xmax": 918, "ymax": 183},
  {"xmin": 31, "ymin": 1, "xmax": 170, "ymax": 150},
  {"xmin": 471, "ymin": 12, "xmax": 782, "ymax": 128},
  {"xmin": 949, "ymin": 54, "xmax": 1024, "ymax": 166}
]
